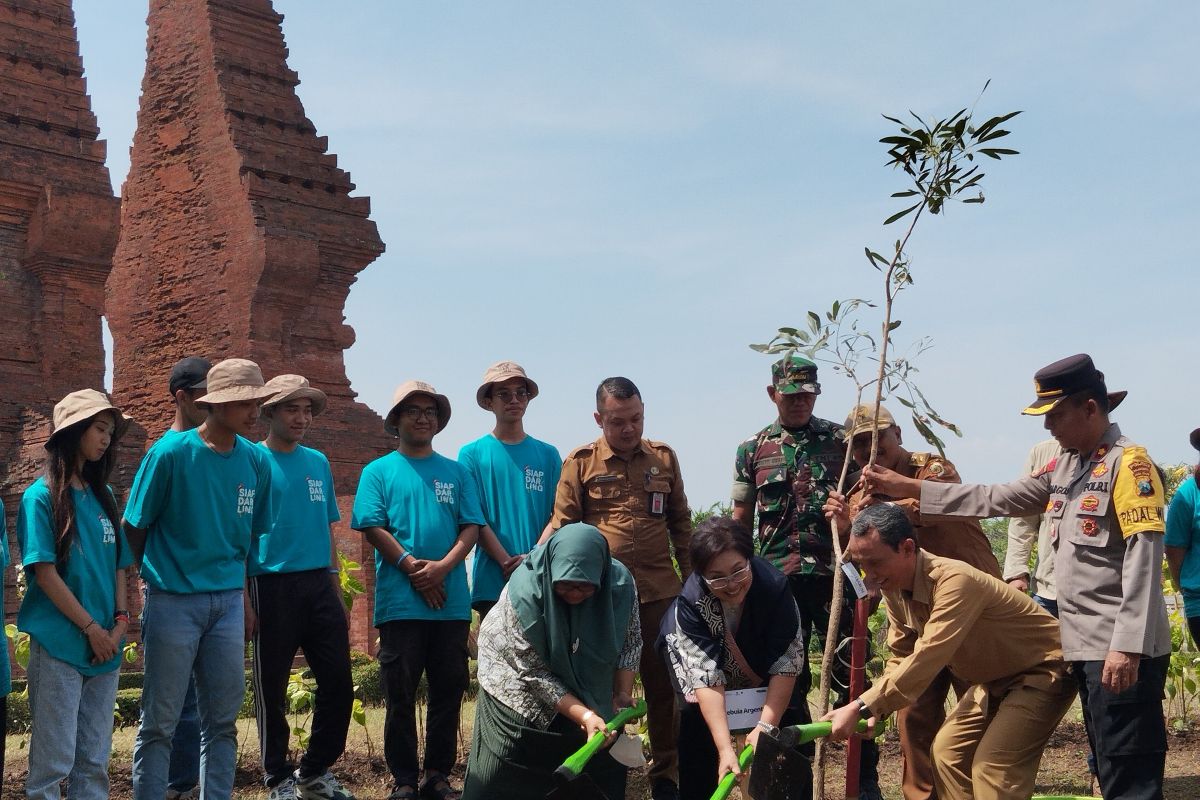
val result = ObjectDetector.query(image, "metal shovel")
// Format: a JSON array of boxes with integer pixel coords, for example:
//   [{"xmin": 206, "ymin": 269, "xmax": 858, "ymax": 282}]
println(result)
[
  {"xmin": 546, "ymin": 699, "xmax": 648, "ymax": 800},
  {"xmin": 747, "ymin": 720, "xmax": 868, "ymax": 800}
]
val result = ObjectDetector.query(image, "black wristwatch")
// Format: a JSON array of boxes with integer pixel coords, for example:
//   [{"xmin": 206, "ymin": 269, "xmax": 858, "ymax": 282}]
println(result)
[{"xmin": 857, "ymin": 699, "xmax": 872, "ymax": 720}]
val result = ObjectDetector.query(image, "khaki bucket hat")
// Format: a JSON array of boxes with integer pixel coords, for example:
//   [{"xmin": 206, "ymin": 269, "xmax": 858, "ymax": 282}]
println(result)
[
  {"xmin": 46, "ymin": 389, "xmax": 132, "ymax": 449},
  {"xmin": 476, "ymin": 361, "xmax": 540, "ymax": 409},
  {"xmin": 385, "ymin": 381, "xmax": 452, "ymax": 435},
  {"xmin": 194, "ymin": 359, "xmax": 276, "ymax": 406},
  {"xmin": 262, "ymin": 374, "xmax": 328, "ymax": 416},
  {"xmin": 844, "ymin": 403, "xmax": 898, "ymax": 439}
]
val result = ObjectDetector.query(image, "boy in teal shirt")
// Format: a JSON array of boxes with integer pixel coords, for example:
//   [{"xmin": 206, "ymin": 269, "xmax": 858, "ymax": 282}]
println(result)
[
  {"xmin": 124, "ymin": 358, "xmax": 277, "ymax": 800},
  {"xmin": 250, "ymin": 374, "xmax": 355, "ymax": 800},
  {"xmin": 352, "ymin": 380, "xmax": 483, "ymax": 800},
  {"xmin": 458, "ymin": 361, "xmax": 561, "ymax": 618}
]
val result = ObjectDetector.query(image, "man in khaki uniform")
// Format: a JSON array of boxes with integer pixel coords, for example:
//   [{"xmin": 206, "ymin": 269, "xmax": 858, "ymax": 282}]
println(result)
[
  {"xmin": 825, "ymin": 504, "xmax": 1075, "ymax": 800},
  {"xmin": 1003, "ymin": 439, "xmax": 1063, "ymax": 614},
  {"xmin": 829, "ymin": 403, "xmax": 1001, "ymax": 800},
  {"xmin": 548, "ymin": 376, "xmax": 691, "ymax": 800},
  {"xmin": 862, "ymin": 354, "xmax": 1172, "ymax": 800}
]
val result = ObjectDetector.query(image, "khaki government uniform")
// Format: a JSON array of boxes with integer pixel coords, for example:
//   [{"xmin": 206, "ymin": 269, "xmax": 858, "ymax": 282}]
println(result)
[
  {"xmin": 858, "ymin": 552, "xmax": 1076, "ymax": 800},
  {"xmin": 550, "ymin": 436, "xmax": 692, "ymax": 785},
  {"xmin": 1002, "ymin": 440, "xmax": 1063, "ymax": 600},
  {"xmin": 919, "ymin": 423, "xmax": 1172, "ymax": 798},
  {"xmin": 851, "ymin": 452, "xmax": 1001, "ymax": 800}
]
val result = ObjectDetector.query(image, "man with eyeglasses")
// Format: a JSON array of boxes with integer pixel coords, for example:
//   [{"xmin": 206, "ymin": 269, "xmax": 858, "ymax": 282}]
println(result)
[
  {"xmin": 730, "ymin": 355, "xmax": 882, "ymax": 799},
  {"xmin": 458, "ymin": 362, "xmax": 561, "ymax": 621},
  {"xmin": 547, "ymin": 376, "xmax": 692, "ymax": 800},
  {"xmin": 351, "ymin": 381, "xmax": 484, "ymax": 800}
]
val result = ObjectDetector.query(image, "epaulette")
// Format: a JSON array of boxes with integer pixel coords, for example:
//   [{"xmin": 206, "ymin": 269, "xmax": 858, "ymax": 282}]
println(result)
[
  {"xmin": 566, "ymin": 443, "xmax": 595, "ymax": 459},
  {"xmin": 909, "ymin": 452, "xmax": 929, "ymax": 467}
]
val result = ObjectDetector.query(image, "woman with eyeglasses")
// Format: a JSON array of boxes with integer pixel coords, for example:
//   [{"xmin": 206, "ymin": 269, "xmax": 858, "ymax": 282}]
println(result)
[{"xmin": 658, "ymin": 515, "xmax": 807, "ymax": 800}]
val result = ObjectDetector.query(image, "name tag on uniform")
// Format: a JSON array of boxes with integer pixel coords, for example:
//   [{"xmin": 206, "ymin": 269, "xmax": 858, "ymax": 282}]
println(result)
[
  {"xmin": 593, "ymin": 474, "xmax": 620, "ymax": 483},
  {"xmin": 650, "ymin": 492, "xmax": 665, "ymax": 515},
  {"xmin": 725, "ymin": 687, "xmax": 768, "ymax": 732}
]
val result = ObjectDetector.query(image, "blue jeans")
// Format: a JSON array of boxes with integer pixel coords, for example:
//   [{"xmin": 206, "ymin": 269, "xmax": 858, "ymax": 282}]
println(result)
[
  {"xmin": 142, "ymin": 584, "xmax": 202, "ymax": 792},
  {"xmin": 26, "ymin": 639, "xmax": 120, "ymax": 800},
  {"xmin": 133, "ymin": 589, "xmax": 247, "ymax": 800},
  {"xmin": 1033, "ymin": 594, "xmax": 1059, "ymax": 617}
]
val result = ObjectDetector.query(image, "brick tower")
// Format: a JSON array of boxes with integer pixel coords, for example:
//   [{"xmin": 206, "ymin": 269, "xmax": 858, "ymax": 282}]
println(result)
[
  {"xmin": 0, "ymin": 0, "xmax": 119, "ymax": 570},
  {"xmin": 106, "ymin": 0, "xmax": 391, "ymax": 651}
]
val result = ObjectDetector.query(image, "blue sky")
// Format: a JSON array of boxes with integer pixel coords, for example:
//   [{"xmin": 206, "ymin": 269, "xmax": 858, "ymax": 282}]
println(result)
[{"xmin": 76, "ymin": 2, "xmax": 1200, "ymax": 507}]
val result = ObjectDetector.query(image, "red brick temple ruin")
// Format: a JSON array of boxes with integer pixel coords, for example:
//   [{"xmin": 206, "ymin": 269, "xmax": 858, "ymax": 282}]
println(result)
[
  {"xmin": 0, "ymin": 0, "xmax": 120, "ymax": 613},
  {"xmin": 103, "ymin": 0, "xmax": 392, "ymax": 653}
]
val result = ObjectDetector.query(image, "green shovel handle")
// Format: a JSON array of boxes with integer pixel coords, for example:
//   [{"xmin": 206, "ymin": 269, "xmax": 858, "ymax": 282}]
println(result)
[
  {"xmin": 785, "ymin": 719, "xmax": 869, "ymax": 745},
  {"xmin": 710, "ymin": 744, "xmax": 755, "ymax": 800},
  {"xmin": 557, "ymin": 699, "xmax": 648, "ymax": 778}
]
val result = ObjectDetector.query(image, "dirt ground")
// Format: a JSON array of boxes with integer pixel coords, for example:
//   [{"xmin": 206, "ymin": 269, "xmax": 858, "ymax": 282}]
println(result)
[{"xmin": 4, "ymin": 718, "xmax": 1196, "ymax": 798}]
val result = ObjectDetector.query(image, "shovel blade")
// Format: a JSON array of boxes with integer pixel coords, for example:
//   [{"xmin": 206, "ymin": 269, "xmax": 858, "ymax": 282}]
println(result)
[
  {"xmin": 746, "ymin": 728, "xmax": 814, "ymax": 800},
  {"xmin": 546, "ymin": 769, "xmax": 612, "ymax": 800}
]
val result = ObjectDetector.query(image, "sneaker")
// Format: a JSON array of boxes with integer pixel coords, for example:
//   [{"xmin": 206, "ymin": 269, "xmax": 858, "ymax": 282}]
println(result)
[
  {"xmin": 269, "ymin": 776, "xmax": 299, "ymax": 800},
  {"xmin": 296, "ymin": 770, "xmax": 356, "ymax": 800}
]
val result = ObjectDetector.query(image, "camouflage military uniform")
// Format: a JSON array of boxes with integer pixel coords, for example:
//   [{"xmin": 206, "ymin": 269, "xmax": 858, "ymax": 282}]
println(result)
[
  {"xmin": 732, "ymin": 417, "xmax": 848, "ymax": 576},
  {"xmin": 732, "ymin": 417, "xmax": 858, "ymax": 701}
]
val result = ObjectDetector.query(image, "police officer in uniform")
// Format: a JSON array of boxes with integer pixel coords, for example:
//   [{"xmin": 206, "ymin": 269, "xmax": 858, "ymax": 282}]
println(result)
[
  {"xmin": 862, "ymin": 354, "xmax": 1171, "ymax": 800},
  {"xmin": 547, "ymin": 376, "xmax": 692, "ymax": 800},
  {"xmin": 731, "ymin": 356, "xmax": 881, "ymax": 799}
]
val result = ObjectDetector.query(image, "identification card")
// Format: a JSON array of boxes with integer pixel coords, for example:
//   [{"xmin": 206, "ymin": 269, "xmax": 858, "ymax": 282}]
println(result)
[
  {"xmin": 650, "ymin": 492, "xmax": 665, "ymax": 515},
  {"xmin": 841, "ymin": 561, "xmax": 868, "ymax": 599},
  {"xmin": 725, "ymin": 687, "xmax": 768, "ymax": 732}
]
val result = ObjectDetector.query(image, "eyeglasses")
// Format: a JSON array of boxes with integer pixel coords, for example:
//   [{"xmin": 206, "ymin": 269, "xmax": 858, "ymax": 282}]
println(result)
[
  {"xmin": 493, "ymin": 388, "xmax": 530, "ymax": 402},
  {"xmin": 702, "ymin": 564, "xmax": 751, "ymax": 591},
  {"xmin": 400, "ymin": 406, "xmax": 439, "ymax": 421}
]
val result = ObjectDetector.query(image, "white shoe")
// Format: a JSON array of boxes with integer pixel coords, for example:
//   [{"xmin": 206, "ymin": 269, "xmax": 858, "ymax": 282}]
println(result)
[
  {"xmin": 295, "ymin": 770, "xmax": 356, "ymax": 800},
  {"xmin": 269, "ymin": 776, "xmax": 299, "ymax": 800}
]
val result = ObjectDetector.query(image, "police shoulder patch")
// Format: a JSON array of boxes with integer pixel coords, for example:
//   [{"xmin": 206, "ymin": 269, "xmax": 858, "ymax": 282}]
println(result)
[
  {"xmin": 1032, "ymin": 458, "xmax": 1057, "ymax": 478},
  {"xmin": 1112, "ymin": 445, "xmax": 1165, "ymax": 539}
]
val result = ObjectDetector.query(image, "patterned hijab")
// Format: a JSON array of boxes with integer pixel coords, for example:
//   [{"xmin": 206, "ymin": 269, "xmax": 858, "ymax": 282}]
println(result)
[{"xmin": 509, "ymin": 523, "xmax": 636, "ymax": 719}]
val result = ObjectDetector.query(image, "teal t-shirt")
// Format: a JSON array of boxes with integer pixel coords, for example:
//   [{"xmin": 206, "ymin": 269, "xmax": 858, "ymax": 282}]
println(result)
[
  {"xmin": 16, "ymin": 479, "xmax": 132, "ymax": 675},
  {"xmin": 457, "ymin": 434, "xmax": 561, "ymax": 604},
  {"xmin": 350, "ymin": 451, "xmax": 485, "ymax": 624},
  {"xmin": 248, "ymin": 443, "xmax": 341, "ymax": 577},
  {"xmin": 1166, "ymin": 477, "xmax": 1200, "ymax": 618},
  {"xmin": 0, "ymin": 500, "xmax": 10, "ymax": 694},
  {"xmin": 125, "ymin": 428, "xmax": 275, "ymax": 593}
]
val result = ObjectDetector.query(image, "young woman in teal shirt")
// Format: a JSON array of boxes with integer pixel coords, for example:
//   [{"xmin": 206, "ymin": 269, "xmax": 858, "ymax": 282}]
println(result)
[{"xmin": 16, "ymin": 389, "xmax": 133, "ymax": 800}]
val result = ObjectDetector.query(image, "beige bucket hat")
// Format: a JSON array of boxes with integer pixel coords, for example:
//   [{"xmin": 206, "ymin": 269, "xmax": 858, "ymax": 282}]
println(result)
[
  {"xmin": 844, "ymin": 403, "xmax": 899, "ymax": 439},
  {"xmin": 385, "ymin": 380, "xmax": 452, "ymax": 435},
  {"xmin": 194, "ymin": 359, "xmax": 276, "ymax": 406},
  {"xmin": 476, "ymin": 361, "xmax": 540, "ymax": 409},
  {"xmin": 262, "ymin": 374, "xmax": 328, "ymax": 416},
  {"xmin": 46, "ymin": 389, "xmax": 132, "ymax": 449}
]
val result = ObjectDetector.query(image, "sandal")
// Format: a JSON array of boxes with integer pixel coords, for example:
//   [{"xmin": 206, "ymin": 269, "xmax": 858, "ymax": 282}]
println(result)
[
  {"xmin": 419, "ymin": 773, "xmax": 461, "ymax": 800},
  {"xmin": 387, "ymin": 787, "xmax": 417, "ymax": 800}
]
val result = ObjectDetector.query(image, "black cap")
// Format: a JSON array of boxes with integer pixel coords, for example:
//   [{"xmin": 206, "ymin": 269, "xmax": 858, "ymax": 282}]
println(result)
[
  {"xmin": 169, "ymin": 357, "xmax": 211, "ymax": 395},
  {"xmin": 1190, "ymin": 428, "xmax": 1200, "ymax": 452},
  {"xmin": 1021, "ymin": 353, "xmax": 1127, "ymax": 416}
]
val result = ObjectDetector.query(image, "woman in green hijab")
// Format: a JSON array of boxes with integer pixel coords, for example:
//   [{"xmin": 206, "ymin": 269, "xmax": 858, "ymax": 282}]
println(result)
[{"xmin": 462, "ymin": 523, "xmax": 640, "ymax": 800}]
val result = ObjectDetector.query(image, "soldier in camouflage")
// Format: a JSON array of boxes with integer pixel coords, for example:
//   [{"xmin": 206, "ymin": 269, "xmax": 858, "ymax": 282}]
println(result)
[{"xmin": 731, "ymin": 355, "xmax": 881, "ymax": 800}]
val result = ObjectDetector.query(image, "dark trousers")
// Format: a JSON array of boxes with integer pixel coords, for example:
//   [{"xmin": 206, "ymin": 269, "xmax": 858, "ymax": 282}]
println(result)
[
  {"xmin": 639, "ymin": 597, "xmax": 680, "ymax": 785},
  {"xmin": 677, "ymin": 701, "xmax": 809, "ymax": 800},
  {"xmin": 250, "ymin": 569, "xmax": 354, "ymax": 786},
  {"xmin": 788, "ymin": 574, "xmax": 880, "ymax": 792},
  {"xmin": 378, "ymin": 619, "xmax": 471, "ymax": 789},
  {"xmin": 1189, "ymin": 615, "xmax": 1200, "ymax": 647},
  {"xmin": 1073, "ymin": 654, "xmax": 1169, "ymax": 800}
]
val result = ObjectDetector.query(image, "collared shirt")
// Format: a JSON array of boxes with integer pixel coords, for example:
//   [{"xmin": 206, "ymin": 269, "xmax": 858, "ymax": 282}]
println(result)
[
  {"xmin": 732, "ymin": 417, "xmax": 847, "ymax": 576},
  {"xmin": 859, "ymin": 551, "xmax": 1065, "ymax": 718},
  {"xmin": 850, "ymin": 452, "xmax": 1000, "ymax": 577},
  {"xmin": 550, "ymin": 436, "xmax": 692, "ymax": 604},
  {"xmin": 920, "ymin": 423, "xmax": 1172, "ymax": 661},
  {"xmin": 1003, "ymin": 440, "xmax": 1063, "ymax": 598}
]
